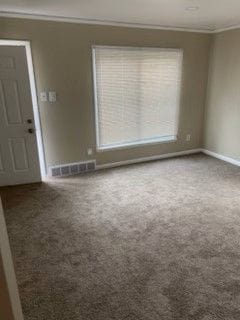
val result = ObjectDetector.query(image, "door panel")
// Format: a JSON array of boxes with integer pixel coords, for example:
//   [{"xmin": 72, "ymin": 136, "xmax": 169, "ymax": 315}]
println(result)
[
  {"xmin": 0, "ymin": 46, "xmax": 41, "ymax": 186},
  {"xmin": 9, "ymin": 138, "xmax": 29, "ymax": 171},
  {"xmin": 1, "ymin": 80, "xmax": 23, "ymax": 125}
]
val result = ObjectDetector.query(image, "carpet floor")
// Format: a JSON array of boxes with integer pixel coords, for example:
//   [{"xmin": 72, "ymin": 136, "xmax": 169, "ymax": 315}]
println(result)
[{"xmin": 1, "ymin": 154, "xmax": 240, "ymax": 320}]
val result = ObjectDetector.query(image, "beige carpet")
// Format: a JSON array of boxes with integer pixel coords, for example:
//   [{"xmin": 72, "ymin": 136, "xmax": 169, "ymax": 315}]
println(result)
[{"xmin": 1, "ymin": 154, "xmax": 240, "ymax": 320}]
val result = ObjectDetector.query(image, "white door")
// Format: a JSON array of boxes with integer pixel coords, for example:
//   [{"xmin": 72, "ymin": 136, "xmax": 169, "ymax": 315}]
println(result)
[{"xmin": 0, "ymin": 45, "xmax": 41, "ymax": 186}]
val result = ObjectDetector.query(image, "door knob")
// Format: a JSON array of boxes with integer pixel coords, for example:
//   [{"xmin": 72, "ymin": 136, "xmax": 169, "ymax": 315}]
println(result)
[
  {"xmin": 27, "ymin": 119, "xmax": 32, "ymax": 124},
  {"xmin": 28, "ymin": 128, "xmax": 35, "ymax": 134}
]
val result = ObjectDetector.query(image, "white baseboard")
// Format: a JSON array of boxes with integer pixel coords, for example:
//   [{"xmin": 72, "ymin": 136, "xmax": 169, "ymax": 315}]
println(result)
[
  {"xmin": 47, "ymin": 149, "xmax": 240, "ymax": 176},
  {"xmin": 96, "ymin": 148, "xmax": 202, "ymax": 170},
  {"xmin": 202, "ymin": 149, "xmax": 240, "ymax": 167}
]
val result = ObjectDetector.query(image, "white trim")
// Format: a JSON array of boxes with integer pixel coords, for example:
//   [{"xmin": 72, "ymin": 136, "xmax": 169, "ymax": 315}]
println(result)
[
  {"xmin": 0, "ymin": 39, "xmax": 47, "ymax": 177},
  {"xmin": 97, "ymin": 136, "xmax": 177, "ymax": 152},
  {"xmin": 0, "ymin": 201, "xmax": 24, "ymax": 320},
  {"xmin": 1, "ymin": 11, "xmax": 240, "ymax": 34},
  {"xmin": 0, "ymin": 39, "xmax": 27, "ymax": 46},
  {"xmin": 92, "ymin": 45, "xmax": 183, "ymax": 52},
  {"xmin": 25, "ymin": 42, "xmax": 47, "ymax": 177},
  {"xmin": 92, "ymin": 46, "xmax": 183, "ymax": 152},
  {"xmin": 0, "ymin": 11, "xmax": 213, "ymax": 33},
  {"xmin": 92, "ymin": 47, "xmax": 100, "ymax": 149},
  {"xmin": 212, "ymin": 24, "xmax": 240, "ymax": 33},
  {"xmin": 96, "ymin": 148, "xmax": 202, "ymax": 170},
  {"xmin": 202, "ymin": 149, "xmax": 240, "ymax": 167}
]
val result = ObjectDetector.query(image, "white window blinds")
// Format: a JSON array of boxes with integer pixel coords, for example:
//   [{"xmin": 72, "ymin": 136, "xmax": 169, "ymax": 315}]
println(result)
[{"xmin": 93, "ymin": 46, "xmax": 183, "ymax": 150}]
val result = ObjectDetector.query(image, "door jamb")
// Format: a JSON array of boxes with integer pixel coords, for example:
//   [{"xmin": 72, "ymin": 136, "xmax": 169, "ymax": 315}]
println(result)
[{"xmin": 0, "ymin": 39, "xmax": 46, "ymax": 178}]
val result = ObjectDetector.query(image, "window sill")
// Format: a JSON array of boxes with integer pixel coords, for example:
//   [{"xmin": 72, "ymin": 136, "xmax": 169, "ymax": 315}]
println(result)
[{"xmin": 97, "ymin": 135, "xmax": 177, "ymax": 152}]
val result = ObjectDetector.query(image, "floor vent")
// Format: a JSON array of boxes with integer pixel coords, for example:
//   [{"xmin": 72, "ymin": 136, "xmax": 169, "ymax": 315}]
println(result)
[{"xmin": 49, "ymin": 161, "xmax": 96, "ymax": 177}]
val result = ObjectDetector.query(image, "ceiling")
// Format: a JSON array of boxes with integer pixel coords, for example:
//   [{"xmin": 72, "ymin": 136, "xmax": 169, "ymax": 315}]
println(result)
[{"xmin": 1, "ymin": 0, "xmax": 240, "ymax": 33}]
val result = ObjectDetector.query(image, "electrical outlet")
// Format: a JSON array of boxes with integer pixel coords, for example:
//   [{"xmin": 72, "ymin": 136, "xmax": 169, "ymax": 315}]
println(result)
[
  {"xmin": 186, "ymin": 134, "xmax": 191, "ymax": 142},
  {"xmin": 87, "ymin": 148, "xmax": 93, "ymax": 156}
]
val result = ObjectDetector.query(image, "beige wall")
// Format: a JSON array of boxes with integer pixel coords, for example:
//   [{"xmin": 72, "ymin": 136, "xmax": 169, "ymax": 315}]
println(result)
[
  {"xmin": 0, "ymin": 18, "xmax": 211, "ymax": 167},
  {"xmin": 204, "ymin": 29, "xmax": 240, "ymax": 161}
]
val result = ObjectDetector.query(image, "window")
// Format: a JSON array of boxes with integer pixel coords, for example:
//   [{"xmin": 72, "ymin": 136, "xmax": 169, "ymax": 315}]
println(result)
[{"xmin": 92, "ymin": 46, "xmax": 183, "ymax": 151}]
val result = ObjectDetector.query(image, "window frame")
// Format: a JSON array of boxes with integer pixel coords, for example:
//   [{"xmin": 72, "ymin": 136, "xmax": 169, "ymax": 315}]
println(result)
[{"xmin": 92, "ymin": 45, "xmax": 183, "ymax": 152}]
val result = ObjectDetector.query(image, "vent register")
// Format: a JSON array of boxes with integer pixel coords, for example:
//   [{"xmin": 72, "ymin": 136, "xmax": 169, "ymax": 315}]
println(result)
[{"xmin": 49, "ymin": 161, "xmax": 96, "ymax": 177}]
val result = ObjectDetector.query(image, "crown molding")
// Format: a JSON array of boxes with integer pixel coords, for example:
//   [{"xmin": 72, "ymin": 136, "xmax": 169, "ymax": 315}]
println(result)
[
  {"xmin": 0, "ymin": 11, "xmax": 213, "ymax": 33},
  {"xmin": 212, "ymin": 24, "xmax": 240, "ymax": 33},
  {"xmin": 1, "ymin": 11, "xmax": 240, "ymax": 34}
]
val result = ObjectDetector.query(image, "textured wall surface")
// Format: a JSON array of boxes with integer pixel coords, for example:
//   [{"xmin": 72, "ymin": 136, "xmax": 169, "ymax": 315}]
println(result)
[{"xmin": 204, "ymin": 29, "xmax": 240, "ymax": 161}]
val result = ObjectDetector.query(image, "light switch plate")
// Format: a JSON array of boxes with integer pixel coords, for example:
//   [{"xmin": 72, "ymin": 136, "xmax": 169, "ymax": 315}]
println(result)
[
  {"xmin": 40, "ymin": 91, "xmax": 48, "ymax": 102},
  {"xmin": 49, "ymin": 91, "xmax": 57, "ymax": 103}
]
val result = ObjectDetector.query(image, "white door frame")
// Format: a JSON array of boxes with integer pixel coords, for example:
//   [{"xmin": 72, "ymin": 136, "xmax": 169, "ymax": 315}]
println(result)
[{"xmin": 0, "ymin": 39, "xmax": 46, "ymax": 178}]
